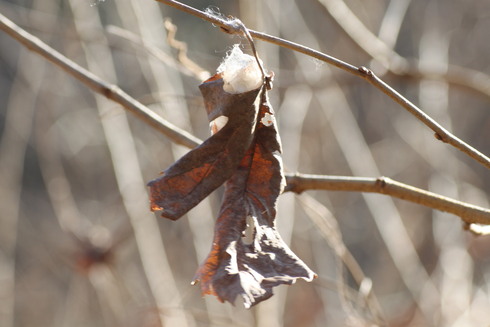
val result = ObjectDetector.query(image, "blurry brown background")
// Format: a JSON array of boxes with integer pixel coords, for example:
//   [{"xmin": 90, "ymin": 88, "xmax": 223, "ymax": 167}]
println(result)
[{"xmin": 1, "ymin": 0, "xmax": 490, "ymax": 326}]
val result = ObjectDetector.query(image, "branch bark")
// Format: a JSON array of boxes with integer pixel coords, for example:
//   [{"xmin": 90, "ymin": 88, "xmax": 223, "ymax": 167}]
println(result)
[
  {"xmin": 154, "ymin": 0, "xmax": 490, "ymax": 170},
  {"xmin": 285, "ymin": 173, "xmax": 490, "ymax": 225},
  {"xmin": 0, "ymin": 12, "xmax": 201, "ymax": 150},
  {"xmin": 1, "ymin": 10, "xmax": 489, "ymax": 228},
  {"xmin": 317, "ymin": 0, "xmax": 490, "ymax": 101}
]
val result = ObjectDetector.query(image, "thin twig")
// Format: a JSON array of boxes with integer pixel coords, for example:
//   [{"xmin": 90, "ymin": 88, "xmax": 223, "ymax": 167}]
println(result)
[
  {"xmin": 0, "ymin": 12, "xmax": 201, "ymax": 149},
  {"xmin": 162, "ymin": 19, "xmax": 211, "ymax": 80},
  {"xmin": 297, "ymin": 193, "xmax": 386, "ymax": 325},
  {"xmin": 2, "ymin": 11, "xmax": 489, "ymax": 228},
  {"xmin": 155, "ymin": 0, "xmax": 359, "ymax": 74},
  {"xmin": 107, "ymin": 24, "xmax": 208, "ymax": 80},
  {"xmin": 318, "ymin": 0, "xmax": 490, "ymax": 101},
  {"xmin": 316, "ymin": 0, "xmax": 490, "ymax": 169},
  {"xmin": 154, "ymin": 0, "xmax": 490, "ymax": 170},
  {"xmin": 357, "ymin": 67, "xmax": 490, "ymax": 169},
  {"xmin": 285, "ymin": 173, "xmax": 490, "ymax": 226},
  {"xmin": 317, "ymin": 0, "xmax": 407, "ymax": 70},
  {"xmin": 230, "ymin": 18, "xmax": 268, "ymax": 82}
]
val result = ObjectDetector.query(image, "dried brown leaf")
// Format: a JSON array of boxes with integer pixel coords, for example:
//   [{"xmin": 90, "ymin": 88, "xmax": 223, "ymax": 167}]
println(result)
[
  {"xmin": 148, "ymin": 72, "xmax": 315, "ymax": 307},
  {"xmin": 148, "ymin": 74, "xmax": 261, "ymax": 220},
  {"xmin": 193, "ymin": 86, "xmax": 316, "ymax": 308}
]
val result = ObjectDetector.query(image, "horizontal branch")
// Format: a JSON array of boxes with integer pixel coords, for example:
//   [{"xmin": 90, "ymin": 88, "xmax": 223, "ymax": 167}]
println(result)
[
  {"xmin": 2, "ymin": 10, "xmax": 489, "ymax": 228},
  {"xmin": 155, "ymin": 0, "xmax": 490, "ymax": 170},
  {"xmin": 285, "ymin": 173, "xmax": 490, "ymax": 225}
]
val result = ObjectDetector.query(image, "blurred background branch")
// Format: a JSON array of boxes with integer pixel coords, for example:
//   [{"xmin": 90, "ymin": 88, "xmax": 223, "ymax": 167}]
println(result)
[
  {"xmin": 318, "ymin": 0, "xmax": 490, "ymax": 101},
  {"xmin": 0, "ymin": 12, "xmax": 201, "ymax": 149},
  {"xmin": 155, "ymin": 0, "xmax": 490, "ymax": 170},
  {"xmin": 1, "ymin": 11, "xmax": 487, "ymax": 228},
  {"xmin": 1, "ymin": 0, "xmax": 490, "ymax": 326}
]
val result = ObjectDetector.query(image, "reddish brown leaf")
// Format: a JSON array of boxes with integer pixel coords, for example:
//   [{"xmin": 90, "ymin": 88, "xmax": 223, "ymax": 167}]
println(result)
[
  {"xmin": 148, "ymin": 74, "xmax": 262, "ymax": 220},
  {"xmin": 193, "ymin": 86, "xmax": 316, "ymax": 308},
  {"xmin": 148, "ymin": 70, "xmax": 316, "ymax": 307}
]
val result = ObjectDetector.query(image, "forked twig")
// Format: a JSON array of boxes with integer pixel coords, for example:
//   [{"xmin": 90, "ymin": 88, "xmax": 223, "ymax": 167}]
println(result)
[
  {"xmin": 155, "ymin": 0, "xmax": 490, "ymax": 170},
  {"xmin": 1, "ymin": 11, "xmax": 489, "ymax": 230}
]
